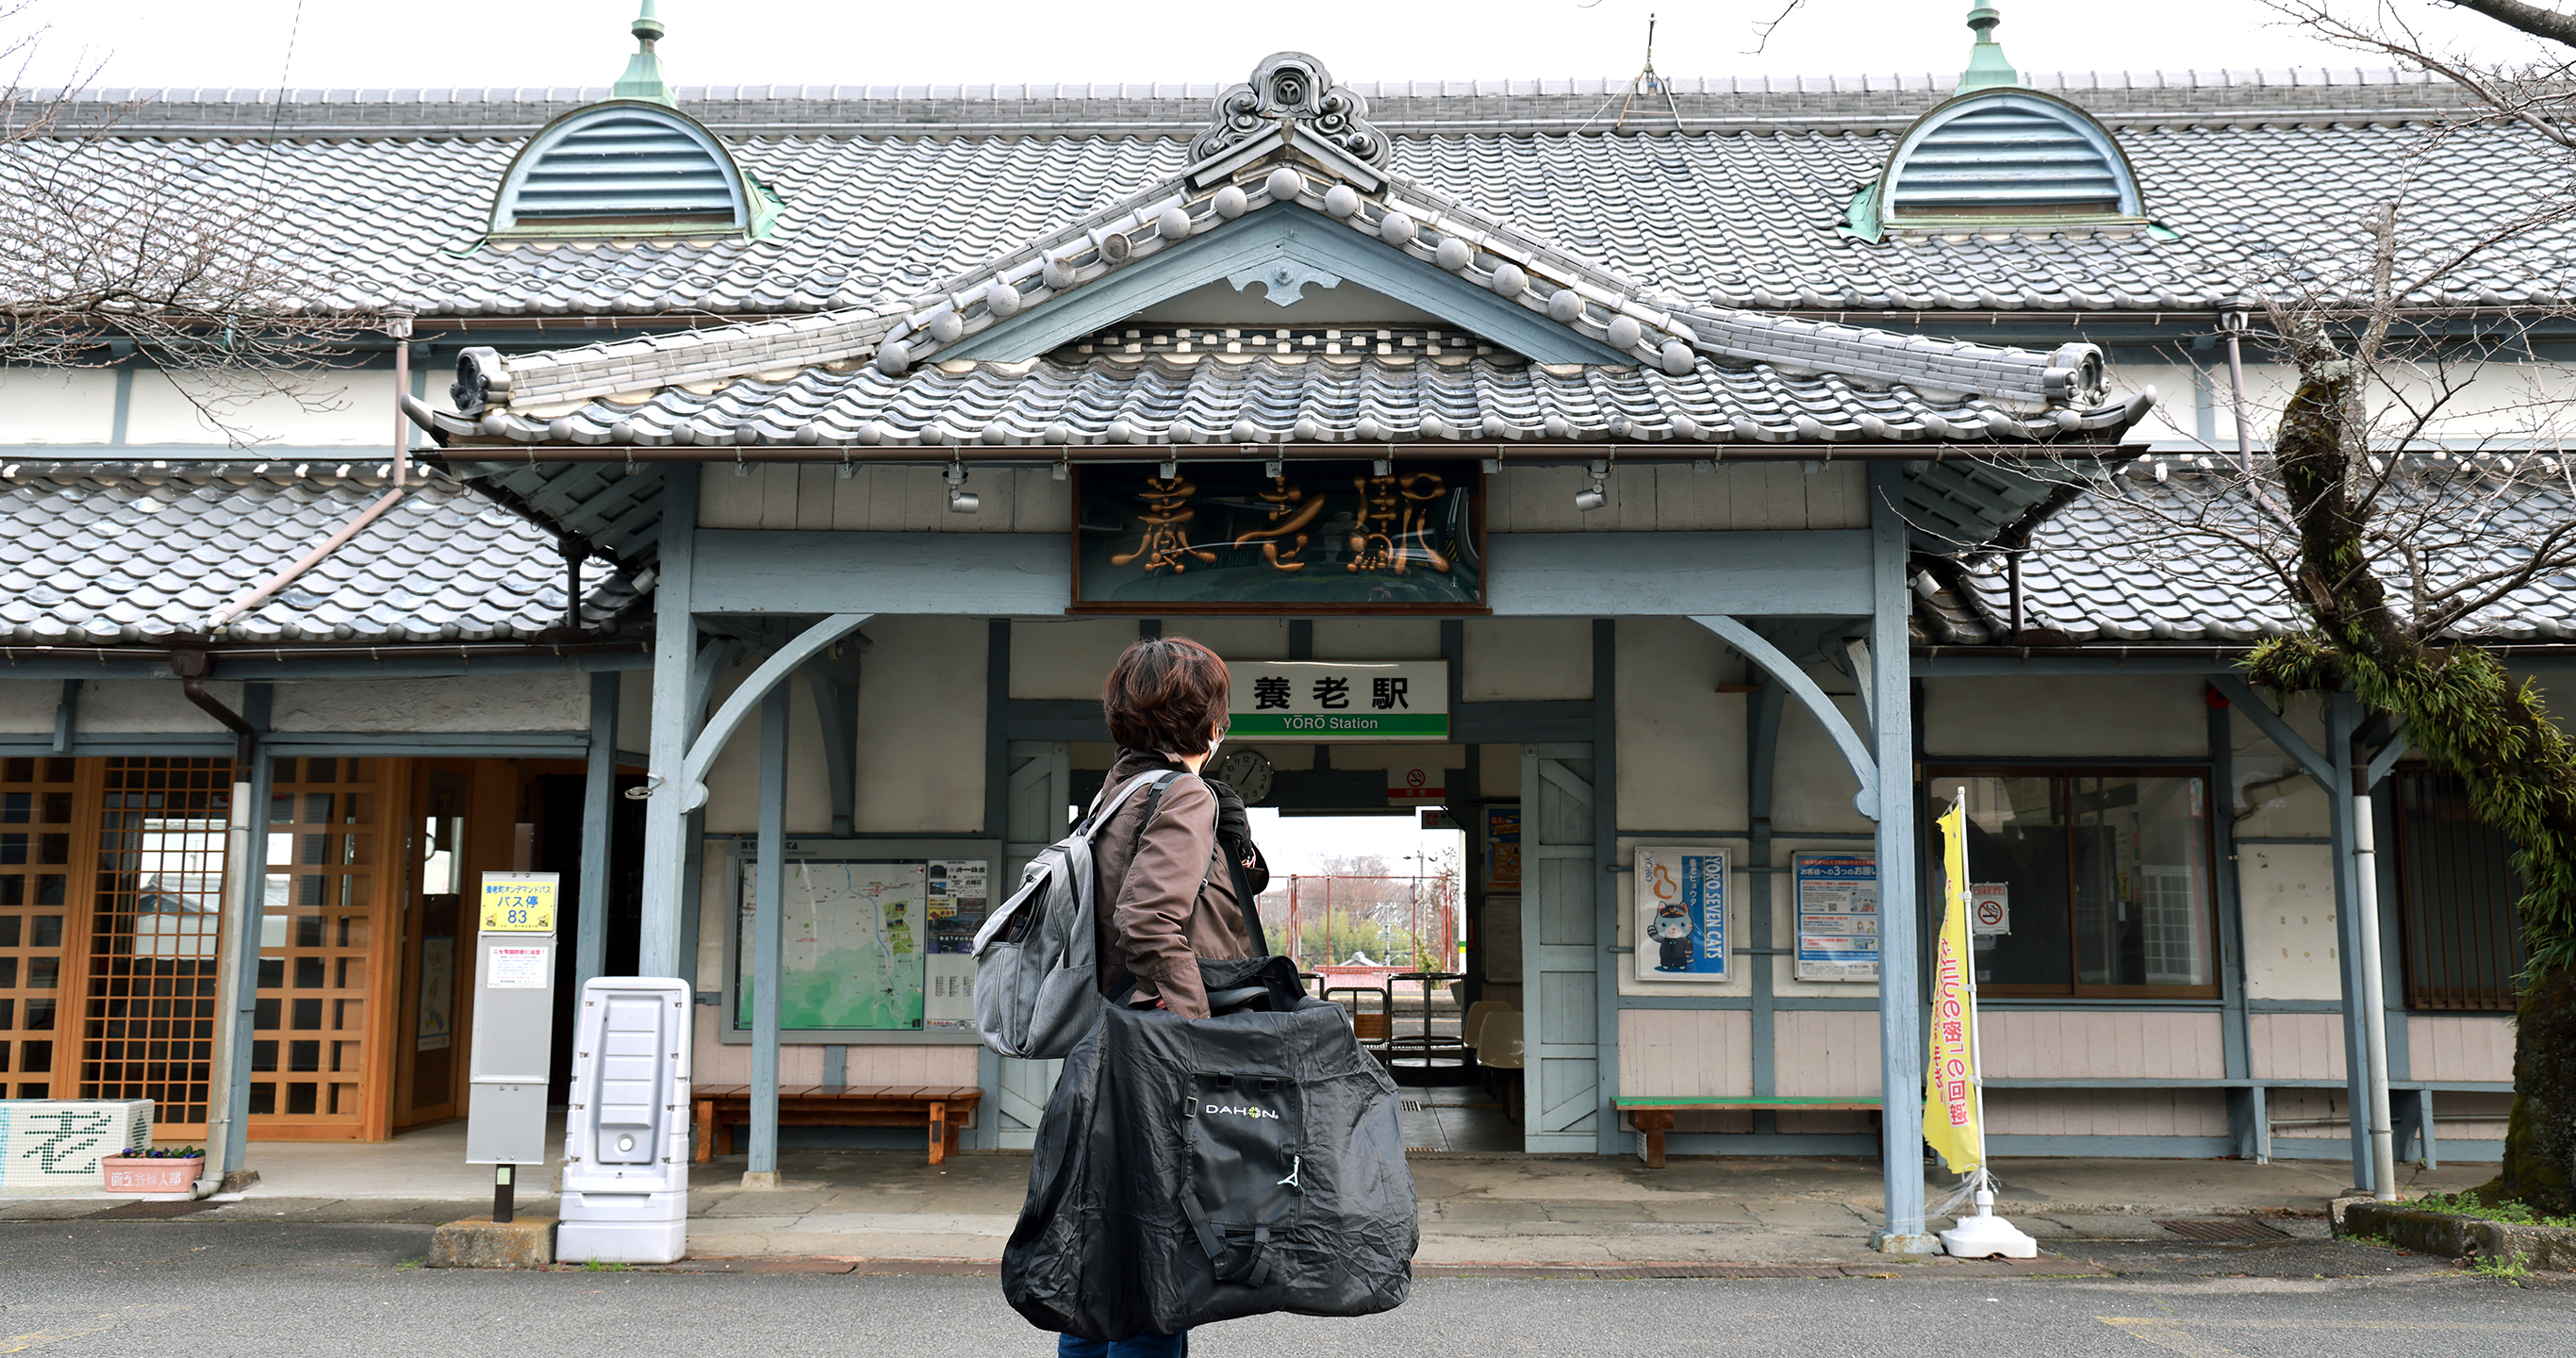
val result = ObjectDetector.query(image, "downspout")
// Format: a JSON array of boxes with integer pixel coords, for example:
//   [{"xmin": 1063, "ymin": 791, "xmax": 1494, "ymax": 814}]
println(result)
[
  {"xmin": 202, "ymin": 315, "xmax": 415, "ymax": 633},
  {"xmin": 2221, "ymin": 309, "xmax": 2254, "ymax": 475},
  {"xmin": 170, "ymin": 644, "xmax": 256, "ymax": 1198}
]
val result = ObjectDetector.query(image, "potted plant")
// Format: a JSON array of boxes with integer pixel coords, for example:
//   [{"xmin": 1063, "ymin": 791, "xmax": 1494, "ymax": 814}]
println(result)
[{"xmin": 101, "ymin": 1146, "xmax": 204, "ymax": 1194}]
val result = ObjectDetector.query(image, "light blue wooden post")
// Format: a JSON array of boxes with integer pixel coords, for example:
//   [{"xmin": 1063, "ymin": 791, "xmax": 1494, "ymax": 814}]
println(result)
[
  {"xmin": 637, "ymin": 462, "xmax": 701, "ymax": 979},
  {"xmin": 1868, "ymin": 462, "xmax": 1933, "ymax": 1253},
  {"xmin": 576, "ymin": 670, "xmax": 619, "ymax": 993},
  {"xmin": 748, "ymin": 684, "xmax": 790, "ymax": 1184}
]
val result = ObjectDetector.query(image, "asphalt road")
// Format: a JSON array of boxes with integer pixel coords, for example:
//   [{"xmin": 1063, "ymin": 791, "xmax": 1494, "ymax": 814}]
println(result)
[{"xmin": 5, "ymin": 1223, "xmax": 2575, "ymax": 1357}]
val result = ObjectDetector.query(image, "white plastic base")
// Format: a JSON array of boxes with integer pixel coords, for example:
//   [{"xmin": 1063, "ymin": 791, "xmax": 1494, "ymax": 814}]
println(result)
[
  {"xmin": 1940, "ymin": 1211, "xmax": 2038, "ymax": 1259},
  {"xmin": 555, "ymin": 1217, "xmax": 687, "ymax": 1265}
]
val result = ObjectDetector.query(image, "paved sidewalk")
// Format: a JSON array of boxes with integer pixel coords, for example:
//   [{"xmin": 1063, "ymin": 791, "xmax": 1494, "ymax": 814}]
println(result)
[{"xmin": 0, "ymin": 1123, "xmax": 2498, "ymax": 1267}]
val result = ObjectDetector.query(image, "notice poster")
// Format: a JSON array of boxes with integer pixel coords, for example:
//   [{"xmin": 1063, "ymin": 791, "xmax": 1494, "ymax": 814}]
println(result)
[
  {"xmin": 926, "ymin": 858, "xmax": 991, "ymax": 954},
  {"xmin": 1793, "ymin": 852, "xmax": 1879, "ymax": 982},
  {"xmin": 1634, "ymin": 847, "xmax": 1727, "ymax": 983},
  {"xmin": 924, "ymin": 953, "xmax": 977, "ymax": 1030},
  {"xmin": 487, "ymin": 946, "xmax": 550, "ymax": 989},
  {"xmin": 1487, "ymin": 806, "xmax": 1522, "ymax": 888}
]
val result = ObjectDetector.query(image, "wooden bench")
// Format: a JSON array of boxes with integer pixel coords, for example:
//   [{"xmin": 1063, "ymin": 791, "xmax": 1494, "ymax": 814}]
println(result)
[
  {"xmin": 692, "ymin": 1085, "xmax": 983, "ymax": 1167},
  {"xmin": 1614, "ymin": 1096, "xmax": 1883, "ymax": 1168}
]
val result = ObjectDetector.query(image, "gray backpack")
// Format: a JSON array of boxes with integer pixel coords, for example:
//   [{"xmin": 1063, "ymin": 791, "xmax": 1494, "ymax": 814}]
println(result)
[{"xmin": 972, "ymin": 770, "xmax": 1185, "ymax": 1060}]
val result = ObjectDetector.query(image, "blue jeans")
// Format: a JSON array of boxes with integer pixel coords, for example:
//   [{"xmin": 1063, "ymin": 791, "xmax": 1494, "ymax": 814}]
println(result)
[{"xmin": 1057, "ymin": 1331, "xmax": 1187, "ymax": 1357}]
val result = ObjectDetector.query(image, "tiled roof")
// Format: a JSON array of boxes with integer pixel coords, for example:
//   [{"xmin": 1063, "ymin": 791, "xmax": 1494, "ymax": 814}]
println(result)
[
  {"xmin": 25, "ymin": 76, "xmax": 2551, "ymax": 321},
  {"xmin": 0, "ymin": 463, "xmax": 643, "ymax": 645},
  {"xmin": 417, "ymin": 340, "xmax": 2144, "ymax": 451},
  {"xmin": 1916, "ymin": 468, "xmax": 2576, "ymax": 646}
]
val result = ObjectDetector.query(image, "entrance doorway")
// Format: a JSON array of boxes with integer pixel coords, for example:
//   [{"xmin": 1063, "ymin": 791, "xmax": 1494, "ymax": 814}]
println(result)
[{"xmin": 394, "ymin": 764, "xmax": 471, "ymax": 1127}]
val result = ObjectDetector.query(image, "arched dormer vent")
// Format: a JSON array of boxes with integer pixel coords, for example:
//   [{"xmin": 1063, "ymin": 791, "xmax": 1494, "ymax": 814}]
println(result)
[
  {"xmin": 491, "ymin": 102, "xmax": 765, "ymax": 237},
  {"xmin": 1847, "ymin": 89, "xmax": 2146, "ymax": 240}
]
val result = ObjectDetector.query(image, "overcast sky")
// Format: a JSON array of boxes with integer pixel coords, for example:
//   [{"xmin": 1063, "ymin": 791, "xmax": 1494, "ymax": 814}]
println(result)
[{"xmin": 16, "ymin": 0, "xmax": 2542, "ymax": 91}]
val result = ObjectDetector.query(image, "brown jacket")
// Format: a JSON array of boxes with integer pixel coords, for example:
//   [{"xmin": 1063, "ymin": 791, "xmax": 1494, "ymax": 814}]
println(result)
[{"xmin": 1090, "ymin": 750, "xmax": 1255, "ymax": 1018}]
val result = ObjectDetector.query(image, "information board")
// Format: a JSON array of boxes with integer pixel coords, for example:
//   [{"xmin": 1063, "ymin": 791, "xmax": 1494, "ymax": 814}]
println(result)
[
  {"xmin": 737, "ymin": 861, "xmax": 926, "ymax": 1031},
  {"xmin": 1792, "ymin": 852, "xmax": 1879, "ymax": 982},
  {"xmin": 1634, "ymin": 847, "xmax": 1728, "ymax": 983}
]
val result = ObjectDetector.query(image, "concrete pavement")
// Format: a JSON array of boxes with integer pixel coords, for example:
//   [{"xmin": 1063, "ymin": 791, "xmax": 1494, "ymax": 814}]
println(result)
[{"xmin": 0, "ymin": 1118, "xmax": 2501, "ymax": 1267}]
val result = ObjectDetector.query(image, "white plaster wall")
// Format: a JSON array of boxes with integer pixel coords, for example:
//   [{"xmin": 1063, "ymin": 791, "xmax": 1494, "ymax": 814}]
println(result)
[
  {"xmin": 1478, "ymin": 743, "xmax": 1520, "ymax": 799},
  {"xmin": 1485, "ymin": 462, "xmax": 1868, "ymax": 532},
  {"xmin": 2227, "ymin": 695, "xmax": 2335, "ymax": 840},
  {"xmin": 697, "ymin": 464, "xmax": 1071, "ymax": 533},
  {"xmin": 124, "ymin": 367, "xmax": 389, "ymax": 446},
  {"xmin": 63, "ymin": 679, "xmax": 239, "ymax": 734},
  {"xmin": 1174, "ymin": 619, "xmax": 1289, "ymax": 660},
  {"xmin": 2238, "ymin": 845, "xmax": 2343, "ymax": 1001},
  {"xmin": 1615, "ymin": 618, "xmax": 1745, "ymax": 833},
  {"xmin": 698, "ymin": 658, "xmax": 841, "ymax": 836},
  {"xmin": 270, "ymin": 674, "xmax": 589, "ymax": 732},
  {"xmin": 1311, "ymin": 619, "xmax": 1442, "ymax": 658},
  {"xmin": 1768, "ymin": 661, "xmax": 1874, "ymax": 836},
  {"xmin": 1010, "ymin": 619, "xmax": 1133, "ymax": 700},
  {"xmin": 1462, "ymin": 619, "xmax": 1592, "ymax": 701},
  {"xmin": 852, "ymin": 616, "xmax": 987, "ymax": 833},
  {"xmin": 1922, "ymin": 674, "xmax": 2208, "ymax": 758},
  {"xmin": 0, "ymin": 681, "xmax": 61, "ymax": 734},
  {"xmin": 616, "ymin": 669, "xmax": 652, "ymax": 759},
  {"xmin": 0, "ymin": 368, "xmax": 120, "ymax": 443}
]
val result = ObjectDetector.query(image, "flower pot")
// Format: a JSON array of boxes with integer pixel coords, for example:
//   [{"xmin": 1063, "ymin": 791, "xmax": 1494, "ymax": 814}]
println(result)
[{"xmin": 101, "ymin": 1155, "xmax": 204, "ymax": 1194}]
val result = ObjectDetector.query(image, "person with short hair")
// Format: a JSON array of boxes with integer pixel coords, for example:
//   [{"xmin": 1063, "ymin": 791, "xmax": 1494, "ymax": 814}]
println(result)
[{"xmin": 1060, "ymin": 635, "xmax": 1261, "ymax": 1358}]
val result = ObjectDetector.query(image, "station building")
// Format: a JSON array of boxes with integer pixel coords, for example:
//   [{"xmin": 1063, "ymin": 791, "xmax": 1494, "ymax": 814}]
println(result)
[{"xmin": 3, "ymin": 4, "xmax": 2565, "ymax": 1240}]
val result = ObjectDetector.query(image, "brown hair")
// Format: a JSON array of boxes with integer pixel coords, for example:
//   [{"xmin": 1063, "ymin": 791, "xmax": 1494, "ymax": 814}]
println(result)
[{"xmin": 1102, "ymin": 636, "xmax": 1230, "ymax": 755}]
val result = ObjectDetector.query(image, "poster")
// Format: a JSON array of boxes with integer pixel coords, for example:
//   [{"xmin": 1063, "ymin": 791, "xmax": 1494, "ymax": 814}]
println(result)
[
  {"xmin": 416, "ymin": 937, "xmax": 454, "ymax": 1051},
  {"xmin": 1793, "ymin": 852, "xmax": 1879, "ymax": 983},
  {"xmin": 487, "ymin": 946, "xmax": 550, "ymax": 989},
  {"xmin": 924, "ymin": 954, "xmax": 977, "ymax": 1030},
  {"xmin": 1486, "ymin": 806, "xmax": 1521, "ymax": 888},
  {"xmin": 1634, "ymin": 847, "xmax": 1727, "ymax": 982},
  {"xmin": 737, "ymin": 861, "xmax": 929, "ymax": 1031},
  {"xmin": 926, "ymin": 858, "xmax": 991, "ymax": 954}
]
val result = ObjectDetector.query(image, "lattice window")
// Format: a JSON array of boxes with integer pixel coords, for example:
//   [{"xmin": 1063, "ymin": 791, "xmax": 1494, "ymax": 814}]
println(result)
[
  {"xmin": 251, "ymin": 758, "xmax": 382, "ymax": 1124},
  {"xmin": 80, "ymin": 757, "xmax": 230, "ymax": 1127},
  {"xmin": 1, "ymin": 757, "xmax": 78, "ymax": 1100}
]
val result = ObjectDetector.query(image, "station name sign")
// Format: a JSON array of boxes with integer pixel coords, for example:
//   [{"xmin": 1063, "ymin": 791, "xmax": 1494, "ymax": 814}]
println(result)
[{"xmin": 1227, "ymin": 661, "xmax": 1447, "ymax": 741}]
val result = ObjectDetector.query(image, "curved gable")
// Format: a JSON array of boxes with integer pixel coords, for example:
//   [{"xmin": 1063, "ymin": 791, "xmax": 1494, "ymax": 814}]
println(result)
[
  {"xmin": 492, "ymin": 101, "xmax": 749, "ymax": 236},
  {"xmin": 1864, "ymin": 89, "xmax": 2144, "ymax": 236}
]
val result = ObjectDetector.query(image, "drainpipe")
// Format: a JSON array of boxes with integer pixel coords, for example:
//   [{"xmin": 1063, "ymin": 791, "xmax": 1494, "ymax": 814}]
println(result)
[
  {"xmin": 2352, "ymin": 790, "xmax": 2399, "ymax": 1200},
  {"xmin": 170, "ymin": 644, "xmax": 257, "ymax": 1197},
  {"xmin": 202, "ymin": 316, "xmax": 415, "ymax": 633},
  {"xmin": 2220, "ymin": 309, "xmax": 2254, "ymax": 475}
]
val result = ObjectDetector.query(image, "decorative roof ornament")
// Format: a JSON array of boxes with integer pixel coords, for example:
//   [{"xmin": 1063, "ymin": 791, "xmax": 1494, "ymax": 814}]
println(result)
[
  {"xmin": 613, "ymin": 0, "xmax": 676, "ymax": 107},
  {"xmin": 1191, "ymin": 52, "xmax": 1388, "ymax": 168},
  {"xmin": 1957, "ymin": 1, "xmax": 2020, "ymax": 93}
]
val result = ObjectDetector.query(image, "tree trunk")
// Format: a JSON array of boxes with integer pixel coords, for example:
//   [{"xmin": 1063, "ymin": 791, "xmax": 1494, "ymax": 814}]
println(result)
[
  {"xmin": 2492, "ymin": 963, "xmax": 2576, "ymax": 1214},
  {"xmin": 2251, "ymin": 351, "xmax": 2576, "ymax": 1208}
]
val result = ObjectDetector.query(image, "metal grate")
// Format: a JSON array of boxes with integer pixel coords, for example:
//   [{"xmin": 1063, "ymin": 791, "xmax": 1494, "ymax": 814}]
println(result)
[
  {"xmin": 2157, "ymin": 1217, "xmax": 2286, "ymax": 1241},
  {"xmin": 0, "ymin": 756, "xmax": 78, "ymax": 1100},
  {"xmin": 2394, "ymin": 768, "xmax": 2526, "ymax": 1011},
  {"xmin": 251, "ymin": 758, "xmax": 385, "ymax": 1126},
  {"xmin": 80, "ymin": 758, "xmax": 230, "ymax": 1130}
]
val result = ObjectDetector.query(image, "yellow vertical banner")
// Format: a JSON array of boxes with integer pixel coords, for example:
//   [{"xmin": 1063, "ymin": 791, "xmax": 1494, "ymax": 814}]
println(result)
[{"xmin": 1923, "ymin": 796, "xmax": 1983, "ymax": 1174}]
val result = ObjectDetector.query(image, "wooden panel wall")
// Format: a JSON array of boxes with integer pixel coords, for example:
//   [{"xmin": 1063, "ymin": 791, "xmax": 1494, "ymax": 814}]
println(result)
[
  {"xmin": 2249, "ymin": 1012, "xmax": 2348, "ymax": 1081},
  {"xmin": 1981, "ymin": 1010, "xmax": 2226, "ymax": 1080},
  {"xmin": 1986, "ymin": 1088, "xmax": 2229, "ymax": 1136},
  {"xmin": 689, "ymin": 1035, "xmax": 979, "ymax": 1088},
  {"xmin": 1771, "ymin": 1010, "xmax": 1879, "ymax": 1097},
  {"xmin": 2408, "ymin": 1016, "xmax": 2515, "ymax": 1083},
  {"xmin": 1616, "ymin": 1009, "xmax": 1752, "ymax": 1098},
  {"xmin": 1487, "ymin": 462, "xmax": 1868, "ymax": 533},
  {"xmin": 698, "ymin": 465, "xmax": 1073, "ymax": 533}
]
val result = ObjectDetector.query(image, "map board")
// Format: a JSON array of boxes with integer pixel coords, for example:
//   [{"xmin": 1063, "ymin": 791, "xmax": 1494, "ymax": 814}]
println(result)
[{"xmin": 732, "ymin": 853, "xmax": 993, "ymax": 1034}]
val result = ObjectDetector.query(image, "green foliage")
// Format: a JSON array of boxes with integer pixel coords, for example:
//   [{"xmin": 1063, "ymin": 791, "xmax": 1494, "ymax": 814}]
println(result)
[
  {"xmin": 2409, "ymin": 1190, "xmax": 2576, "ymax": 1229},
  {"xmin": 2470, "ymin": 1250, "xmax": 2532, "ymax": 1282},
  {"xmin": 584, "ymin": 1258, "xmax": 633, "ymax": 1272}
]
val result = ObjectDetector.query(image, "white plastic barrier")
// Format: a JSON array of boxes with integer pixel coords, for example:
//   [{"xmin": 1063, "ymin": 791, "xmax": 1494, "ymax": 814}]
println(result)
[{"xmin": 555, "ymin": 978, "xmax": 692, "ymax": 1264}]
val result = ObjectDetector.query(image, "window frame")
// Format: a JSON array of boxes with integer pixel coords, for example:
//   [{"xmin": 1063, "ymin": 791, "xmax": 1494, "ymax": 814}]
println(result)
[{"xmin": 1925, "ymin": 763, "xmax": 2224, "ymax": 1002}]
